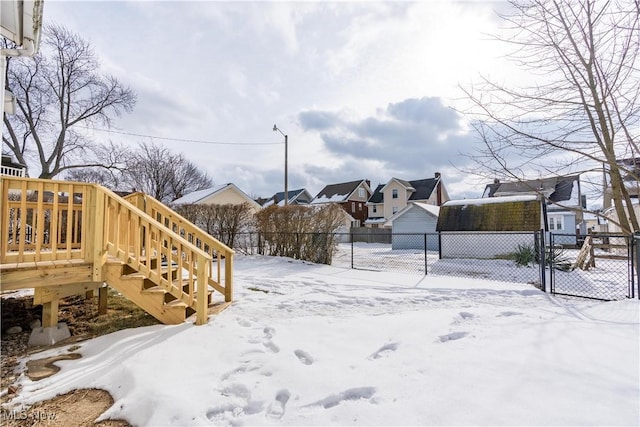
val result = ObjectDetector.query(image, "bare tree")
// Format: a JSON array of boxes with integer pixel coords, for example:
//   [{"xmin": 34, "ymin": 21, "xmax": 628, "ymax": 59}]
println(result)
[
  {"xmin": 121, "ymin": 141, "xmax": 212, "ymax": 203},
  {"xmin": 173, "ymin": 203, "xmax": 255, "ymax": 248},
  {"xmin": 3, "ymin": 24, "xmax": 136, "ymax": 178},
  {"xmin": 461, "ymin": 0, "xmax": 639, "ymax": 233}
]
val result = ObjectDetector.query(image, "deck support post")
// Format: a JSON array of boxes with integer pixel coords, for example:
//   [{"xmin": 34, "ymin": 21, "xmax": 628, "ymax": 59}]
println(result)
[
  {"xmin": 41, "ymin": 299, "xmax": 59, "ymax": 328},
  {"xmin": 98, "ymin": 286, "xmax": 108, "ymax": 315}
]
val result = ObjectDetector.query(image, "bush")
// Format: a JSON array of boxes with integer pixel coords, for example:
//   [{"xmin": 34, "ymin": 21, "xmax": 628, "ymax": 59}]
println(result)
[
  {"xmin": 545, "ymin": 246, "xmax": 572, "ymax": 271},
  {"xmin": 512, "ymin": 244, "xmax": 536, "ymax": 267},
  {"xmin": 254, "ymin": 204, "xmax": 345, "ymax": 264}
]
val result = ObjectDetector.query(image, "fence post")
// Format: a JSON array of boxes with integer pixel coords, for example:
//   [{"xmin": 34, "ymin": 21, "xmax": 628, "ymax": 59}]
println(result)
[
  {"xmin": 424, "ymin": 233, "xmax": 428, "ymax": 275},
  {"xmin": 438, "ymin": 232, "xmax": 442, "ymax": 259},
  {"xmin": 538, "ymin": 230, "xmax": 546, "ymax": 292},
  {"xmin": 635, "ymin": 233, "xmax": 640, "ymax": 299},
  {"xmin": 351, "ymin": 235, "xmax": 354, "ymax": 270}
]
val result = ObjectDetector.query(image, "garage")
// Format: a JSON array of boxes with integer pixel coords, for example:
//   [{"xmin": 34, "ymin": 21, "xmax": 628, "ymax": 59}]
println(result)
[{"xmin": 388, "ymin": 202, "xmax": 440, "ymax": 251}]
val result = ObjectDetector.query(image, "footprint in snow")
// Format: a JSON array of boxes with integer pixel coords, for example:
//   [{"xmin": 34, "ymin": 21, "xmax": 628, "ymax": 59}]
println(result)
[
  {"xmin": 294, "ymin": 349, "xmax": 314, "ymax": 365},
  {"xmin": 306, "ymin": 387, "xmax": 377, "ymax": 409},
  {"xmin": 498, "ymin": 311, "xmax": 522, "ymax": 317},
  {"xmin": 263, "ymin": 340, "xmax": 280, "ymax": 353},
  {"xmin": 237, "ymin": 318, "xmax": 252, "ymax": 328},
  {"xmin": 206, "ymin": 383, "xmax": 265, "ymax": 421},
  {"xmin": 438, "ymin": 331, "xmax": 468, "ymax": 343},
  {"xmin": 266, "ymin": 389, "xmax": 291, "ymax": 419},
  {"xmin": 458, "ymin": 311, "xmax": 475, "ymax": 320},
  {"xmin": 369, "ymin": 342, "xmax": 399, "ymax": 360}
]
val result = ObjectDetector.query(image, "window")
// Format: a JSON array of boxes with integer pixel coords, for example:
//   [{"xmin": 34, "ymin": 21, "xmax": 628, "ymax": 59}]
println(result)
[
  {"xmin": 392, "ymin": 189, "xmax": 398, "ymax": 199},
  {"xmin": 392, "ymin": 206, "xmax": 398, "ymax": 214},
  {"xmin": 549, "ymin": 216, "xmax": 564, "ymax": 231},
  {"xmin": 372, "ymin": 205, "xmax": 377, "ymax": 213},
  {"xmin": 359, "ymin": 203, "xmax": 362, "ymax": 211},
  {"xmin": 351, "ymin": 202, "xmax": 355, "ymax": 211},
  {"xmin": 358, "ymin": 188, "xmax": 365, "ymax": 198}
]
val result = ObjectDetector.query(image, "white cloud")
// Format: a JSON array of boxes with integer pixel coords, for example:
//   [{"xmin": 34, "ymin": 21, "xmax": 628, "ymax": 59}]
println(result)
[{"xmin": 34, "ymin": 0, "xmax": 515, "ymax": 199}]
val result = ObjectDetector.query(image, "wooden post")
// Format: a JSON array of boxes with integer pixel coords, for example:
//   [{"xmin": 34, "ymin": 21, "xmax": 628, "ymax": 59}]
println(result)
[
  {"xmin": 91, "ymin": 187, "xmax": 106, "ymax": 282},
  {"xmin": 224, "ymin": 252, "xmax": 234, "ymax": 303},
  {"xmin": 196, "ymin": 254, "xmax": 208, "ymax": 325},
  {"xmin": 42, "ymin": 299, "xmax": 59, "ymax": 328},
  {"xmin": 98, "ymin": 286, "xmax": 108, "ymax": 315}
]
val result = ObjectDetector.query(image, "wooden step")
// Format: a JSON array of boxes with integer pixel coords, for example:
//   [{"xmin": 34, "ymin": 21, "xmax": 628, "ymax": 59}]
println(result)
[{"xmin": 141, "ymin": 285, "xmax": 167, "ymax": 295}]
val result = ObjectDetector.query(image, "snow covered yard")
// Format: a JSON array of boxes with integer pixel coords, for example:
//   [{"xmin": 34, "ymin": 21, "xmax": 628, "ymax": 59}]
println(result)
[{"xmin": 7, "ymin": 255, "xmax": 640, "ymax": 426}]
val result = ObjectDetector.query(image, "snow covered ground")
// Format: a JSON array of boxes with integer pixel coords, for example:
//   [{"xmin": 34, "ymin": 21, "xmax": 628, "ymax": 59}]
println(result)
[{"xmin": 8, "ymin": 255, "xmax": 640, "ymax": 426}]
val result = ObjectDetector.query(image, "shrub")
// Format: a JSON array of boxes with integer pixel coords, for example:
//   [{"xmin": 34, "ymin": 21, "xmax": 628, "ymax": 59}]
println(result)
[
  {"xmin": 254, "ymin": 204, "xmax": 345, "ymax": 264},
  {"xmin": 545, "ymin": 246, "xmax": 572, "ymax": 271},
  {"xmin": 512, "ymin": 244, "xmax": 536, "ymax": 267}
]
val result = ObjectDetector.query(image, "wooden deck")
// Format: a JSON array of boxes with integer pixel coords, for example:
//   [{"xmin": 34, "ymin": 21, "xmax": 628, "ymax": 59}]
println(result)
[{"xmin": 1, "ymin": 177, "xmax": 234, "ymax": 328}]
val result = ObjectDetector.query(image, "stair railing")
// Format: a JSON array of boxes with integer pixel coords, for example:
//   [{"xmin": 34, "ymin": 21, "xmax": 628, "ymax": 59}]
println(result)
[{"xmin": 124, "ymin": 192, "xmax": 234, "ymax": 302}]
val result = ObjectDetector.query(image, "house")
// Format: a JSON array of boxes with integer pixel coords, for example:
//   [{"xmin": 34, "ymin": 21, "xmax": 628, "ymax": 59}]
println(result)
[
  {"xmin": 262, "ymin": 188, "xmax": 313, "ymax": 207},
  {"xmin": 483, "ymin": 175, "xmax": 585, "ymax": 244},
  {"xmin": 1, "ymin": 154, "xmax": 26, "ymax": 177},
  {"xmin": 605, "ymin": 158, "xmax": 640, "ymax": 209},
  {"xmin": 436, "ymin": 195, "xmax": 545, "ymax": 259},
  {"xmin": 603, "ymin": 202, "xmax": 640, "ymax": 234},
  {"xmin": 334, "ymin": 209, "xmax": 358, "ymax": 243},
  {"xmin": 311, "ymin": 179, "xmax": 372, "ymax": 225},
  {"xmin": 365, "ymin": 184, "xmax": 386, "ymax": 228},
  {"xmin": 385, "ymin": 202, "xmax": 440, "ymax": 251},
  {"xmin": 172, "ymin": 183, "xmax": 262, "ymax": 213},
  {"xmin": 365, "ymin": 173, "xmax": 449, "ymax": 228}
]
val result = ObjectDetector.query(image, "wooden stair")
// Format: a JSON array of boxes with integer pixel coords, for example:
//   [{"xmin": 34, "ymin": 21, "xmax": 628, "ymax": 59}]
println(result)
[
  {"xmin": 103, "ymin": 256, "xmax": 213, "ymax": 325},
  {"xmin": 1, "ymin": 177, "xmax": 234, "ymax": 328}
]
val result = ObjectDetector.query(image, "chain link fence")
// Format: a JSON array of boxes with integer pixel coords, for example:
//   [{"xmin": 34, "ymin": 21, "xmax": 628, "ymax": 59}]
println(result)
[
  {"xmin": 549, "ymin": 233, "xmax": 634, "ymax": 301},
  {"xmin": 232, "ymin": 231, "xmax": 636, "ymax": 301}
]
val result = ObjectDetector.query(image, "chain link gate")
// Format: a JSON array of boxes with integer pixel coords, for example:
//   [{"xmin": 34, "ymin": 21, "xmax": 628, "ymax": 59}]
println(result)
[{"xmin": 549, "ymin": 233, "xmax": 635, "ymax": 300}]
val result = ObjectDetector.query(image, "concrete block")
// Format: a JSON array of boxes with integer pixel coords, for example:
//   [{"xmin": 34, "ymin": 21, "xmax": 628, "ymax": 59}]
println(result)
[{"xmin": 28, "ymin": 323, "xmax": 71, "ymax": 347}]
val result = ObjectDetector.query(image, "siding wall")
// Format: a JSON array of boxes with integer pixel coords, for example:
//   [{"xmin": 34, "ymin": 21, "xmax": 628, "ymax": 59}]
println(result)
[
  {"xmin": 201, "ymin": 188, "xmax": 261, "ymax": 213},
  {"xmin": 391, "ymin": 207, "xmax": 439, "ymax": 250},
  {"xmin": 440, "ymin": 232, "xmax": 536, "ymax": 259},
  {"xmin": 383, "ymin": 181, "xmax": 409, "ymax": 219}
]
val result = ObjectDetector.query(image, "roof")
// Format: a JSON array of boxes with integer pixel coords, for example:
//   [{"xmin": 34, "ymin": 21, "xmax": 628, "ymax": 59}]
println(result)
[
  {"xmin": 483, "ymin": 175, "xmax": 580, "ymax": 205},
  {"xmin": 172, "ymin": 184, "xmax": 230, "ymax": 204},
  {"xmin": 262, "ymin": 188, "xmax": 311, "ymax": 207},
  {"xmin": 437, "ymin": 195, "xmax": 543, "ymax": 232},
  {"xmin": 312, "ymin": 179, "xmax": 371, "ymax": 204},
  {"xmin": 377, "ymin": 177, "xmax": 440, "ymax": 201},
  {"xmin": 407, "ymin": 178, "xmax": 439, "ymax": 201},
  {"xmin": 171, "ymin": 183, "xmax": 260, "ymax": 209},
  {"xmin": 368, "ymin": 176, "xmax": 441, "ymax": 204},
  {"xmin": 367, "ymin": 184, "xmax": 385, "ymax": 204},
  {"xmin": 384, "ymin": 202, "xmax": 440, "ymax": 227}
]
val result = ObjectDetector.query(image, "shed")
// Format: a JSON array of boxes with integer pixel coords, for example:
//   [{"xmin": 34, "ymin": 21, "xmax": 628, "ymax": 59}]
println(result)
[
  {"xmin": 436, "ymin": 195, "xmax": 545, "ymax": 259},
  {"xmin": 386, "ymin": 202, "xmax": 440, "ymax": 250}
]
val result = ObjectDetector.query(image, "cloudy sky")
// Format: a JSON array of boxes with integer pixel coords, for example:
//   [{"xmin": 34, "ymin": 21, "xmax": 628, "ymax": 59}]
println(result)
[{"xmin": 41, "ymin": 0, "xmax": 515, "ymax": 200}]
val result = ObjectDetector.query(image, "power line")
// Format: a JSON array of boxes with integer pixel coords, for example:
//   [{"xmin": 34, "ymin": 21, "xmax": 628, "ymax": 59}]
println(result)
[{"xmin": 82, "ymin": 126, "xmax": 282, "ymax": 146}]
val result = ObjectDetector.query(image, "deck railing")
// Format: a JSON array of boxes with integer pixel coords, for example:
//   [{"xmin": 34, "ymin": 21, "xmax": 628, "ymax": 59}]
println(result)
[
  {"xmin": 1, "ymin": 177, "xmax": 233, "ymax": 324},
  {"xmin": 1, "ymin": 165, "xmax": 27, "ymax": 177}
]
